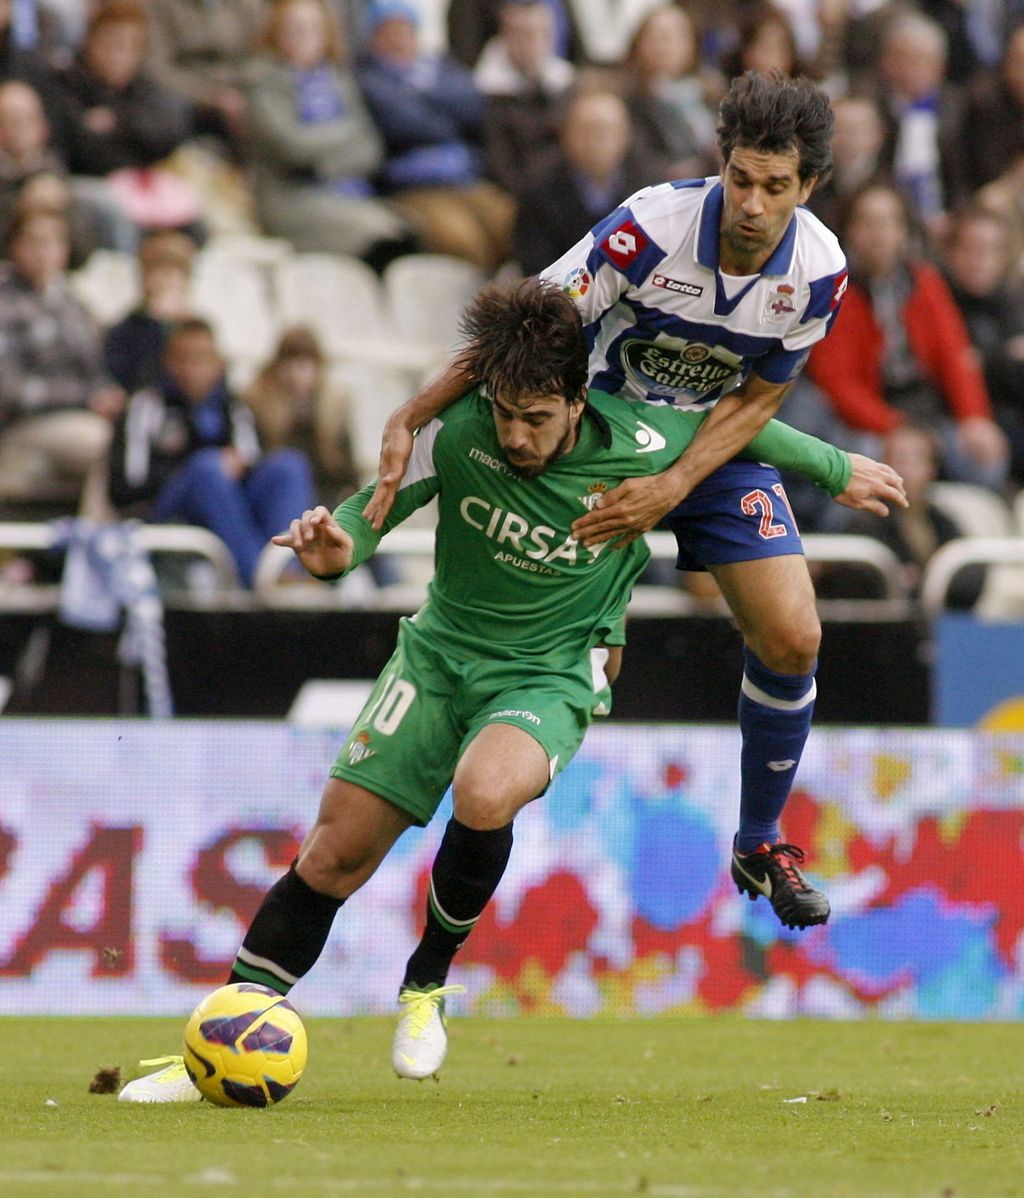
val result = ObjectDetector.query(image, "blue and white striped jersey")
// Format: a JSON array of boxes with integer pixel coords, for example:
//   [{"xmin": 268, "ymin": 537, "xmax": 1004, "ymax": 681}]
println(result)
[{"xmin": 541, "ymin": 176, "xmax": 847, "ymax": 410}]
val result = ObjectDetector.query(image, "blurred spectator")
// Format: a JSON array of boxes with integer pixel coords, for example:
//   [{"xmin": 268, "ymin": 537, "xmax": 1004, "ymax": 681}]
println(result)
[
  {"xmin": 513, "ymin": 87, "xmax": 654, "ymax": 276},
  {"xmin": 839, "ymin": 422, "xmax": 985, "ymax": 608},
  {"xmin": 104, "ymin": 228, "xmax": 197, "ymax": 394},
  {"xmin": 975, "ymin": 152, "xmax": 1024, "ymax": 277},
  {"xmin": 767, "ymin": 0, "xmax": 849, "ymax": 84},
  {"xmin": 107, "ymin": 318, "xmax": 315, "ymax": 587},
  {"xmin": 244, "ymin": 325, "xmax": 358, "ymax": 503},
  {"xmin": 805, "ymin": 183, "xmax": 1009, "ymax": 492},
  {"xmin": 805, "ymin": 93, "xmax": 889, "ymax": 235},
  {"xmin": 0, "ymin": 0, "xmax": 63, "ymax": 129},
  {"xmin": 56, "ymin": 2, "xmax": 198, "ymax": 251},
  {"xmin": 720, "ymin": 4, "xmax": 804, "ymax": 81},
  {"xmin": 616, "ymin": 2, "xmax": 720, "ymax": 182},
  {"xmin": 145, "ymin": 0, "xmax": 265, "ymax": 145},
  {"xmin": 477, "ymin": 0, "xmax": 576, "ymax": 195},
  {"xmin": 244, "ymin": 0, "xmax": 416, "ymax": 269},
  {"xmin": 357, "ymin": 0, "xmax": 515, "ymax": 273},
  {"xmin": 446, "ymin": 0, "xmax": 583, "ymax": 69},
  {"xmin": 858, "ymin": 10, "xmax": 968, "ymax": 242},
  {"xmin": 0, "ymin": 78, "xmax": 97, "ymax": 266},
  {"xmin": 964, "ymin": 24, "xmax": 1024, "ymax": 192},
  {"xmin": 944, "ymin": 207, "xmax": 1024, "ymax": 487},
  {"xmin": 0, "ymin": 209, "xmax": 123, "ymax": 516}
]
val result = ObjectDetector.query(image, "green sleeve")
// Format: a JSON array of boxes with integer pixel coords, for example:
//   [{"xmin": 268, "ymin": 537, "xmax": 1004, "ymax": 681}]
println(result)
[
  {"xmin": 741, "ymin": 419, "xmax": 853, "ymax": 497},
  {"xmin": 311, "ymin": 425, "xmax": 442, "ymax": 579}
]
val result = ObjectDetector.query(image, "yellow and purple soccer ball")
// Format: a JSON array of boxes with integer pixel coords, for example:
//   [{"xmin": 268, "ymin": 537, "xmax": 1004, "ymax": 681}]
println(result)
[{"xmin": 182, "ymin": 983, "xmax": 307, "ymax": 1108}]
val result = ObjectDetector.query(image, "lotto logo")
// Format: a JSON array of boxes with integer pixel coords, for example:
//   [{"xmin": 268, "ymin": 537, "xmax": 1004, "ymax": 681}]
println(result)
[
  {"xmin": 600, "ymin": 220, "xmax": 648, "ymax": 268},
  {"xmin": 831, "ymin": 271, "xmax": 848, "ymax": 309}
]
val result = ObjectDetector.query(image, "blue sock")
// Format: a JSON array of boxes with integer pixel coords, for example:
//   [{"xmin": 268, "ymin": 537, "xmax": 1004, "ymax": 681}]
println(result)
[{"xmin": 735, "ymin": 646, "xmax": 816, "ymax": 853}]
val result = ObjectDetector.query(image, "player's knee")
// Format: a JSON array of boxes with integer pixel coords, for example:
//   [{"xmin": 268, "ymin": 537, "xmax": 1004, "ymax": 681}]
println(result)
[
  {"xmin": 753, "ymin": 619, "xmax": 821, "ymax": 676},
  {"xmin": 297, "ymin": 822, "xmax": 380, "ymax": 897},
  {"xmin": 452, "ymin": 783, "xmax": 522, "ymax": 831}
]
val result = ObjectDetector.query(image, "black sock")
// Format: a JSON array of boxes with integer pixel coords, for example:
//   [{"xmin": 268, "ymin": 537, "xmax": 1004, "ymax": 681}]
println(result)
[
  {"xmin": 229, "ymin": 863, "xmax": 343, "ymax": 994},
  {"xmin": 402, "ymin": 817, "xmax": 513, "ymax": 990}
]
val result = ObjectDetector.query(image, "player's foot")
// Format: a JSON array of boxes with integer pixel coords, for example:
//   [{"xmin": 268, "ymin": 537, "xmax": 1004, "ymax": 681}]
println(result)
[
  {"xmin": 731, "ymin": 841, "xmax": 830, "ymax": 929},
  {"xmin": 118, "ymin": 1056, "xmax": 203, "ymax": 1104},
  {"xmin": 391, "ymin": 984, "xmax": 465, "ymax": 1080}
]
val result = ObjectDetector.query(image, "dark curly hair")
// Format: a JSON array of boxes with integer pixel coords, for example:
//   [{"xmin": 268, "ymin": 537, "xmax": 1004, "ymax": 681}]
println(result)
[
  {"xmin": 717, "ymin": 69, "xmax": 834, "ymax": 184},
  {"xmin": 458, "ymin": 278, "xmax": 588, "ymax": 405}
]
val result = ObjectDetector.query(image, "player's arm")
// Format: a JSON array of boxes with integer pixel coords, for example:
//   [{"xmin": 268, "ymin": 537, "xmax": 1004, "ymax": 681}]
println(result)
[
  {"xmin": 281, "ymin": 422, "xmax": 443, "ymax": 578},
  {"xmin": 363, "ymin": 359, "xmax": 471, "ymax": 530},
  {"xmin": 744, "ymin": 419, "xmax": 908, "ymax": 515},
  {"xmin": 573, "ymin": 371, "xmax": 790, "ymax": 547}
]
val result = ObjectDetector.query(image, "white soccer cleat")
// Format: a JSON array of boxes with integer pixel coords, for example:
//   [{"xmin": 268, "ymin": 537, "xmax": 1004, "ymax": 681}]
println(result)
[
  {"xmin": 391, "ymin": 984, "xmax": 465, "ymax": 1080},
  {"xmin": 118, "ymin": 1055, "xmax": 203, "ymax": 1104}
]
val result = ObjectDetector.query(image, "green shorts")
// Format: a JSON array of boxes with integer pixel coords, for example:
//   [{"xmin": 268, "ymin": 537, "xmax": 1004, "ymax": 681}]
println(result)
[{"xmin": 329, "ymin": 618, "xmax": 611, "ymax": 825}]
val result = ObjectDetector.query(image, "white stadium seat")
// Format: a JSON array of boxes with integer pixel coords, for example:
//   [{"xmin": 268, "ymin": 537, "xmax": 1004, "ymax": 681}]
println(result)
[
  {"xmin": 69, "ymin": 250, "xmax": 140, "ymax": 326},
  {"xmin": 382, "ymin": 253, "xmax": 486, "ymax": 356},
  {"xmin": 190, "ymin": 248, "xmax": 279, "ymax": 366},
  {"xmin": 273, "ymin": 252, "xmax": 392, "ymax": 358}
]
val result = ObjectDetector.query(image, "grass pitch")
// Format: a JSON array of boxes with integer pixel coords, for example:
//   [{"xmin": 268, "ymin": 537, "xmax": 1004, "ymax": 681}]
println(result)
[{"xmin": 1, "ymin": 1016, "xmax": 1021, "ymax": 1198}]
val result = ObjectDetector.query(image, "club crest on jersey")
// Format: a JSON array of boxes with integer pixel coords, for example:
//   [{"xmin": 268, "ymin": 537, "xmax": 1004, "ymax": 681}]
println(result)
[
  {"xmin": 562, "ymin": 266, "xmax": 591, "ymax": 299},
  {"xmin": 347, "ymin": 731, "xmax": 376, "ymax": 765},
  {"xmin": 763, "ymin": 283, "xmax": 796, "ymax": 323},
  {"xmin": 599, "ymin": 219, "xmax": 648, "ymax": 268},
  {"xmin": 652, "ymin": 272, "xmax": 702, "ymax": 298},
  {"xmin": 577, "ymin": 481, "xmax": 608, "ymax": 511}
]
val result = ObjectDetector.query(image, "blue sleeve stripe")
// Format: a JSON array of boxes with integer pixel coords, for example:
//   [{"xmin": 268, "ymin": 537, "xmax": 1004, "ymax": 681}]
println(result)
[
  {"xmin": 802, "ymin": 270, "xmax": 846, "ymax": 322},
  {"xmin": 755, "ymin": 347, "xmax": 810, "ymax": 384}
]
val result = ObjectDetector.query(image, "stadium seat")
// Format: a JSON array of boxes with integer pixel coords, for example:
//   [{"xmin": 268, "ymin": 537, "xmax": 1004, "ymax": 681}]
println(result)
[
  {"xmin": 190, "ymin": 248, "xmax": 279, "ymax": 370},
  {"xmin": 382, "ymin": 253, "xmax": 486, "ymax": 357},
  {"xmin": 929, "ymin": 481, "xmax": 1015, "ymax": 537},
  {"xmin": 69, "ymin": 250, "xmax": 140, "ymax": 326},
  {"xmin": 327, "ymin": 359, "xmax": 418, "ymax": 483},
  {"xmin": 273, "ymin": 252, "xmax": 398, "ymax": 360}
]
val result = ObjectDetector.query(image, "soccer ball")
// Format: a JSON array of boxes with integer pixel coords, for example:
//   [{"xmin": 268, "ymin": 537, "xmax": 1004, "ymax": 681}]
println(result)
[{"xmin": 182, "ymin": 983, "xmax": 307, "ymax": 1107}]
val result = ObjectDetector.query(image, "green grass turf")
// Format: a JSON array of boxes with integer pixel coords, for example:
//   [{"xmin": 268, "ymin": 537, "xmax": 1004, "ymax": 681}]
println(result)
[{"xmin": 0, "ymin": 1016, "xmax": 1021, "ymax": 1198}]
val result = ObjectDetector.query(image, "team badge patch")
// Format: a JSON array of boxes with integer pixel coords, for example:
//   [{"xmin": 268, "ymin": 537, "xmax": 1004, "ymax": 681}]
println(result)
[
  {"xmin": 562, "ymin": 266, "xmax": 591, "ymax": 299},
  {"xmin": 577, "ymin": 481, "xmax": 608, "ymax": 511},
  {"xmin": 347, "ymin": 731, "xmax": 376, "ymax": 765},
  {"xmin": 763, "ymin": 283, "xmax": 796, "ymax": 323},
  {"xmin": 599, "ymin": 219, "xmax": 648, "ymax": 268}
]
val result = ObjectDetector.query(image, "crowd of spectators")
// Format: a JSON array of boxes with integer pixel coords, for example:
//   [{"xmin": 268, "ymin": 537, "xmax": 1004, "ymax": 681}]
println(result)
[{"xmin": 0, "ymin": 0, "xmax": 1022, "ymax": 606}]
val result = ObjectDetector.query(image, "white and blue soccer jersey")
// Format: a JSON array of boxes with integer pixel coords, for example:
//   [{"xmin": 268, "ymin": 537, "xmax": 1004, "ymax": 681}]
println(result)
[{"xmin": 541, "ymin": 176, "xmax": 848, "ymax": 409}]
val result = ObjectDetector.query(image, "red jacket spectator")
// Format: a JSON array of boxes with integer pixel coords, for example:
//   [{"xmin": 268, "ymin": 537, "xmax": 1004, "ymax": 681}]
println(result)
[{"xmin": 806, "ymin": 261, "xmax": 992, "ymax": 434}]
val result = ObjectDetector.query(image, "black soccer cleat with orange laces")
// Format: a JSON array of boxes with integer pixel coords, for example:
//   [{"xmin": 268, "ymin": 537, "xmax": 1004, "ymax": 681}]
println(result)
[{"xmin": 731, "ymin": 841, "xmax": 831, "ymax": 929}]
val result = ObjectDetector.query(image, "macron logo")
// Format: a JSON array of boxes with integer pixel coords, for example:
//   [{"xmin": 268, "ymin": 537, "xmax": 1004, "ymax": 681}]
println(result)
[{"xmin": 634, "ymin": 421, "xmax": 667, "ymax": 454}]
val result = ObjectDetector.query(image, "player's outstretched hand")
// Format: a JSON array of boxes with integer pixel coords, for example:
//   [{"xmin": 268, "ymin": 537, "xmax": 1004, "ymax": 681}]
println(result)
[
  {"xmin": 272, "ymin": 506, "xmax": 354, "ymax": 577},
  {"xmin": 572, "ymin": 474, "xmax": 677, "ymax": 548},
  {"xmin": 835, "ymin": 453, "xmax": 909, "ymax": 517},
  {"xmin": 363, "ymin": 412, "xmax": 414, "ymax": 531}
]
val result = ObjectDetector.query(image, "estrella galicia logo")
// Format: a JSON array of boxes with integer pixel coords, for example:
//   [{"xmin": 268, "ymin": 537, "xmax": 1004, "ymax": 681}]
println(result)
[{"xmin": 621, "ymin": 337, "xmax": 741, "ymax": 398}]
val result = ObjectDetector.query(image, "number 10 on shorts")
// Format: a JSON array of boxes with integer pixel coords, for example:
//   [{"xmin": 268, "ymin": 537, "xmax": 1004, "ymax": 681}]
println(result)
[{"xmin": 364, "ymin": 672, "xmax": 418, "ymax": 735}]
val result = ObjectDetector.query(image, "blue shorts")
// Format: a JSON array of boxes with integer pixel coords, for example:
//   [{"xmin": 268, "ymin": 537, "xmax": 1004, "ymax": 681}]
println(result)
[{"xmin": 665, "ymin": 460, "xmax": 804, "ymax": 572}]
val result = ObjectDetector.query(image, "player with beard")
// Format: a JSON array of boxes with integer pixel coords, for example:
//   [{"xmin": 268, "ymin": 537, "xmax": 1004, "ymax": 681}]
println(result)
[{"xmin": 119, "ymin": 278, "xmax": 903, "ymax": 1100}]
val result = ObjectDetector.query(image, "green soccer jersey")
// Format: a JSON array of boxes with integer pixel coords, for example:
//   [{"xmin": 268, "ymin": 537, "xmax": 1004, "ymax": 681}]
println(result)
[{"xmin": 332, "ymin": 388, "xmax": 850, "ymax": 666}]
